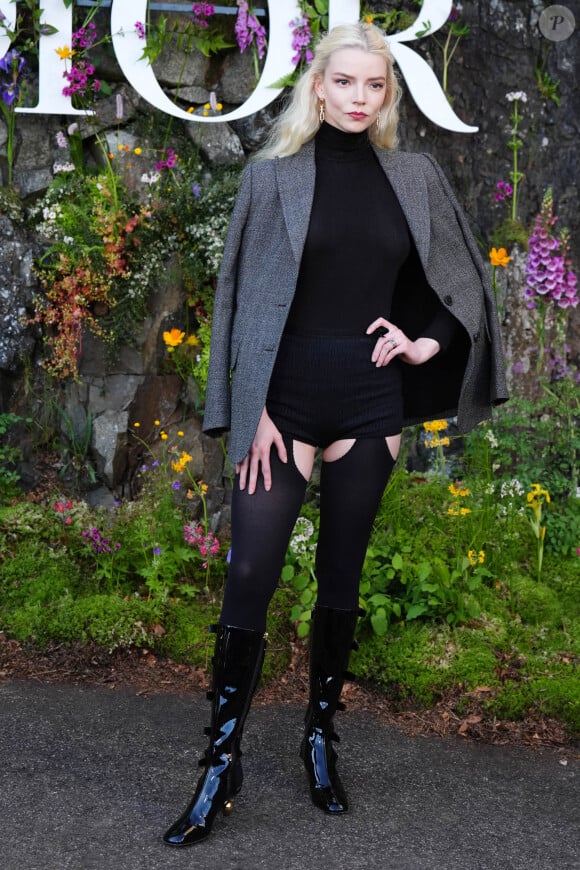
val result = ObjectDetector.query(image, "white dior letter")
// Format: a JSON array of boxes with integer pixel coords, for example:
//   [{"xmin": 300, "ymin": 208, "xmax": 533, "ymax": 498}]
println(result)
[{"xmin": 111, "ymin": 0, "xmax": 302, "ymax": 123}]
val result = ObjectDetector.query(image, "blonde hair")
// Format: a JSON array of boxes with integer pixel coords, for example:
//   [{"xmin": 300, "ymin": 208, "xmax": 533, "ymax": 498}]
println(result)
[{"xmin": 255, "ymin": 22, "xmax": 401, "ymax": 161}]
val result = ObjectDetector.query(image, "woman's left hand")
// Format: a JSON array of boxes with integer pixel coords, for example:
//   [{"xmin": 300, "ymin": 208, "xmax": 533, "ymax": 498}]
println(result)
[{"xmin": 366, "ymin": 317, "xmax": 440, "ymax": 367}]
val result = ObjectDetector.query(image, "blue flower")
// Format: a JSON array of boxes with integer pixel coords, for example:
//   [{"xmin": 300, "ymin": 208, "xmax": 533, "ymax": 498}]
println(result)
[
  {"xmin": 0, "ymin": 49, "xmax": 25, "ymax": 76},
  {"xmin": 172, "ymin": 480, "xmax": 181, "ymax": 491},
  {"xmin": 1, "ymin": 84, "xmax": 18, "ymax": 105}
]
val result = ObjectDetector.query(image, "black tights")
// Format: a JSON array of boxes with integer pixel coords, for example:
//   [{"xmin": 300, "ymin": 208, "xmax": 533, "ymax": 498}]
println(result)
[{"xmin": 220, "ymin": 435, "xmax": 396, "ymax": 632}]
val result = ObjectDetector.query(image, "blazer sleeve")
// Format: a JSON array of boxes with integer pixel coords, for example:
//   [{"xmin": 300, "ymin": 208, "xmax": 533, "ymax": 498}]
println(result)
[
  {"xmin": 202, "ymin": 163, "xmax": 253, "ymax": 436},
  {"xmin": 422, "ymin": 154, "xmax": 509, "ymax": 407}
]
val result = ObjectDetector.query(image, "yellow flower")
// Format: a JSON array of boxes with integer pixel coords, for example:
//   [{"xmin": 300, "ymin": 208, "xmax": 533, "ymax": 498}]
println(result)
[
  {"xmin": 216, "ymin": 103, "xmax": 223, "ymax": 111},
  {"xmin": 204, "ymin": 103, "xmax": 211, "ymax": 110},
  {"xmin": 186, "ymin": 334, "xmax": 199, "ymax": 346},
  {"xmin": 423, "ymin": 419, "xmax": 448, "ymax": 433},
  {"xmin": 55, "ymin": 45, "xmax": 75, "ymax": 60},
  {"xmin": 133, "ymin": 422, "xmax": 140, "ymax": 428},
  {"xmin": 527, "ymin": 482, "xmax": 550, "ymax": 503},
  {"xmin": 163, "ymin": 328, "xmax": 185, "ymax": 348},
  {"xmin": 427, "ymin": 435, "xmax": 450, "ymax": 448},
  {"xmin": 449, "ymin": 483, "xmax": 471, "ymax": 498},
  {"xmin": 172, "ymin": 450, "xmax": 193, "ymax": 472},
  {"xmin": 177, "ymin": 431, "xmax": 184, "ymax": 437},
  {"xmin": 365, "ymin": 14, "xmax": 374, "ymax": 23},
  {"xmin": 134, "ymin": 147, "xmax": 142, "ymax": 155},
  {"xmin": 118, "ymin": 144, "xmax": 124, "ymax": 151},
  {"xmin": 160, "ymin": 431, "xmax": 168, "ymax": 441},
  {"xmin": 154, "ymin": 419, "xmax": 160, "ymax": 426},
  {"xmin": 468, "ymin": 549, "xmax": 485, "ymax": 566},
  {"xmin": 489, "ymin": 247, "xmax": 511, "ymax": 268},
  {"xmin": 187, "ymin": 107, "xmax": 194, "ymax": 114},
  {"xmin": 448, "ymin": 504, "xmax": 472, "ymax": 517}
]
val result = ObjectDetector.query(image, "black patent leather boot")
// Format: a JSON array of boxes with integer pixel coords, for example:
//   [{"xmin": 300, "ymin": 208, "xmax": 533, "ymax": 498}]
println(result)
[
  {"xmin": 300, "ymin": 605, "xmax": 358, "ymax": 814},
  {"xmin": 163, "ymin": 624, "xmax": 267, "ymax": 847}
]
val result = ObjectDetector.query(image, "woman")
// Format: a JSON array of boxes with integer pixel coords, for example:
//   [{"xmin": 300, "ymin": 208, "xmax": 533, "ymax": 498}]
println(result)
[{"xmin": 163, "ymin": 22, "xmax": 508, "ymax": 847}]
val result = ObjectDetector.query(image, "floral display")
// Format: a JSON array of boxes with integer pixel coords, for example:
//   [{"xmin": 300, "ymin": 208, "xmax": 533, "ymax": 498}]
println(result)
[{"xmin": 525, "ymin": 190, "xmax": 578, "ymax": 311}]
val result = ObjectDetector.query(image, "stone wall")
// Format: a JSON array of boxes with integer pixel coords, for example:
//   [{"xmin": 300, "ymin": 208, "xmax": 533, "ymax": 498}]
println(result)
[{"xmin": 0, "ymin": 0, "xmax": 578, "ymax": 509}]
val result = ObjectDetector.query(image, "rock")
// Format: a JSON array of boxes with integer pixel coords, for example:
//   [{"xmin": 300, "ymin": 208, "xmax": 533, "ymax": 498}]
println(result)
[
  {"xmin": 184, "ymin": 121, "xmax": 245, "ymax": 164},
  {"xmin": 218, "ymin": 50, "xmax": 256, "ymax": 104},
  {"xmin": 0, "ymin": 217, "xmax": 40, "ymax": 373},
  {"xmin": 92, "ymin": 408, "xmax": 130, "ymax": 487},
  {"xmin": 153, "ymin": 44, "xmax": 209, "ymax": 88},
  {"xmin": 76, "ymin": 84, "xmax": 142, "ymax": 140}
]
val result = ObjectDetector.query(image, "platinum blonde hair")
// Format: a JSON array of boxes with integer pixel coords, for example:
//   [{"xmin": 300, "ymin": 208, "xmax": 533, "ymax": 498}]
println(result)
[{"xmin": 255, "ymin": 22, "xmax": 401, "ymax": 162}]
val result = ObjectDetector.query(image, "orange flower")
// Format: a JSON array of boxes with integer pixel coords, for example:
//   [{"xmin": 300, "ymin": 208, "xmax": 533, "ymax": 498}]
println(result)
[
  {"xmin": 489, "ymin": 247, "xmax": 511, "ymax": 268},
  {"xmin": 163, "ymin": 328, "xmax": 185, "ymax": 348}
]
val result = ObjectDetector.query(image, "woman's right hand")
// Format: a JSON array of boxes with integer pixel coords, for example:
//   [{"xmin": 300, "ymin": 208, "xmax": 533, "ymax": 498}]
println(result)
[{"xmin": 236, "ymin": 408, "xmax": 287, "ymax": 495}]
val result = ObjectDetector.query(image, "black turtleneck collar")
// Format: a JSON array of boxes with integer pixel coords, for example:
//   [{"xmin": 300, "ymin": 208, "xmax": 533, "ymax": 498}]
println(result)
[{"xmin": 315, "ymin": 121, "xmax": 372, "ymax": 161}]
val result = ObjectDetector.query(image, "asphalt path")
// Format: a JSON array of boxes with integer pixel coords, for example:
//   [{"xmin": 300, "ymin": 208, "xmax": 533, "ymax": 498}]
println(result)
[{"xmin": 0, "ymin": 680, "xmax": 578, "ymax": 870}]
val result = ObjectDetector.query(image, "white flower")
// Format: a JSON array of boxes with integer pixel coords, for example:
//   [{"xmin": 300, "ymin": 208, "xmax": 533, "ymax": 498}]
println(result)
[
  {"xmin": 53, "ymin": 161, "xmax": 75, "ymax": 173},
  {"xmin": 500, "ymin": 478, "xmax": 525, "ymax": 499},
  {"xmin": 506, "ymin": 91, "xmax": 528, "ymax": 102},
  {"xmin": 483, "ymin": 429, "xmax": 499, "ymax": 448},
  {"xmin": 140, "ymin": 172, "xmax": 160, "ymax": 185}
]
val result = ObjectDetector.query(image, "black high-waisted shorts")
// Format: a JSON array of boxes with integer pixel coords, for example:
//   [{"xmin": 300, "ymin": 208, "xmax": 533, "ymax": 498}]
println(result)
[{"xmin": 266, "ymin": 332, "xmax": 403, "ymax": 448}]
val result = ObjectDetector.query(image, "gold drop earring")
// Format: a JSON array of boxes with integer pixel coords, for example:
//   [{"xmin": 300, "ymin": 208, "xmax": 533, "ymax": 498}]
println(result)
[
  {"xmin": 376, "ymin": 111, "xmax": 382, "ymax": 132},
  {"xmin": 319, "ymin": 99, "xmax": 325, "ymax": 123}
]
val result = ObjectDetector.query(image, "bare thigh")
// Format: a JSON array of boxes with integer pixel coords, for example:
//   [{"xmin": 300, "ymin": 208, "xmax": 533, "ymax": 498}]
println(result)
[{"xmin": 322, "ymin": 434, "xmax": 401, "ymax": 463}]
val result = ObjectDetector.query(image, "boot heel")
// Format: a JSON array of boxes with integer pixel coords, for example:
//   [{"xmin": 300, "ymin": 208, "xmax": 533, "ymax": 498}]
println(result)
[{"xmin": 223, "ymin": 799, "xmax": 235, "ymax": 815}]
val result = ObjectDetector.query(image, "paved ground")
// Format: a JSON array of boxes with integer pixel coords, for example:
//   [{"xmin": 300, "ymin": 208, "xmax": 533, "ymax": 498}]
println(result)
[{"xmin": 0, "ymin": 680, "xmax": 578, "ymax": 870}]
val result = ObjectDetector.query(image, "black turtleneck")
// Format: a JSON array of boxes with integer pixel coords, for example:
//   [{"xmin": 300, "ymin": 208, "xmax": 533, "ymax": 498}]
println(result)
[{"xmin": 285, "ymin": 122, "xmax": 456, "ymax": 350}]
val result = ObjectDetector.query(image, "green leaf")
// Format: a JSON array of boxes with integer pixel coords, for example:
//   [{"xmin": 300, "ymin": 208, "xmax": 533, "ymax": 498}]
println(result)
[
  {"xmin": 392, "ymin": 553, "xmax": 404, "ymax": 571},
  {"xmin": 371, "ymin": 613, "xmax": 388, "ymax": 636},
  {"xmin": 406, "ymin": 603, "xmax": 428, "ymax": 621},
  {"xmin": 290, "ymin": 605, "xmax": 303, "ymax": 621},
  {"xmin": 36, "ymin": 24, "xmax": 59, "ymax": 36},
  {"xmin": 269, "ymin": 72, "xmax": 299, "ymax": 89},
  {"xmin": 281, "ymin": 564, "xmax": 295, "ymax": 582},
  {"xmin": 297, "ymin": 621, "xmax": 310, "ymax": 639},
  {"xmin": 301, "ymin": 588, "xmax": 315, "ymax": 605},
  {"xmin": 367, "ymin": 593, "xmax": 391, "ymax": 607},
  {"xmin": 292, "ymin": 573, "xmax": 310, "ymax": 591},
  {"xmin": 417, "ymin": 562, "xmax": 432, "ymax": 582}
]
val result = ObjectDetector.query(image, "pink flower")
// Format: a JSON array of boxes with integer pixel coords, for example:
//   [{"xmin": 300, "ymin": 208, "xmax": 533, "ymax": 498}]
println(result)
[{"xmin": 525, "ymin": 190, "xmax": 578, "ymax": 310}]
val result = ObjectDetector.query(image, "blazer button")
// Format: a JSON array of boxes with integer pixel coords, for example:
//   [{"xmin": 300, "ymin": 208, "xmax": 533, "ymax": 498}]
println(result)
[{"xmin": 443, "ymin": 295, "xmax": 453, "ymax": 306}]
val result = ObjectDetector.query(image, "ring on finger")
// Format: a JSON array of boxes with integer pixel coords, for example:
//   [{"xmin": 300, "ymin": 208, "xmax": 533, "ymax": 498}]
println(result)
[{"xmin": 388, "ymin": 338, "xmax": 397, "ymax": 347}]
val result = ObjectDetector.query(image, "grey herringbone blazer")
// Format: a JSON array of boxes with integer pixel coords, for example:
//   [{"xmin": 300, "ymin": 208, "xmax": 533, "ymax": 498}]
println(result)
[{"xmin": 203, "ymin": 140, "xmax": 508, "ymax": 464}]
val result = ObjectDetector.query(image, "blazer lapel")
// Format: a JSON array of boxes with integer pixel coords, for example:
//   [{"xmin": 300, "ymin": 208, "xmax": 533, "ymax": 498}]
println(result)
[
  {"xmin": 372, "ymin": 147, "xmax": 431, "ymax": 266},
  {"xmin": 275, "ymin": 141, "xmax": 316, "ymax": 265}
]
